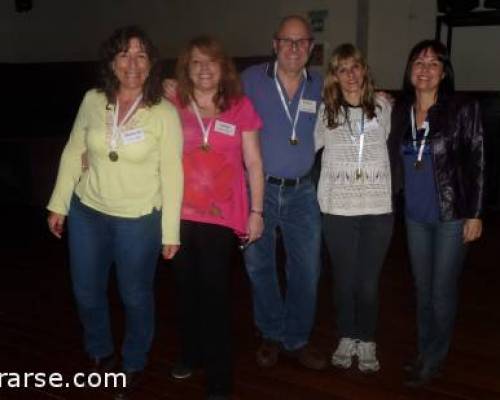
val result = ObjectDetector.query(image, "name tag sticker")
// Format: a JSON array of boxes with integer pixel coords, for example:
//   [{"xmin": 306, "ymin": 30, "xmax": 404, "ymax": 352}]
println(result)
[
  {"xmin": 121, "ymin": 128, "xmax": 145, "ymax": 145},
  {"xmin": 214, "ymin": 120, "xmax": 236, "ymax": 136},
  {"xmin": 299, "ymin": 99, "xmax": 317, "ymax": 113}
]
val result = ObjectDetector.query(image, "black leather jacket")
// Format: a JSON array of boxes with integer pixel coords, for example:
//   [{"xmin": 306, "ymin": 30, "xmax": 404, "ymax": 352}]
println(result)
[{"xmin": 388, "ymin": 93, "xmax": 484, "ymax": 220}]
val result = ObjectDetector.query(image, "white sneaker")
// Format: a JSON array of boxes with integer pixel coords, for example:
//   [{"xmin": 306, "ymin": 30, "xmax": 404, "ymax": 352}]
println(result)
[
  {"xmin": 357, "ymin": 341, "xmax": 380, "ymax": 372},
  {"xmin": 331, "ymin": 338, "xmax": 358, "ymax": 368}
]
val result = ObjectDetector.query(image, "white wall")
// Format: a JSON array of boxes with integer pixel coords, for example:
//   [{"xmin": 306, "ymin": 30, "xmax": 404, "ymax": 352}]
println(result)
[
  {"xmin": 367, "ymin": 0, "xmax": 500, "ymax": 90},
  {"xmin": 163, "ymin": 0, "xmax": 357, "ymax": 70},
  {"xmin": 2, "ymin": 0, "xmax": 500, "ymax": 90}
]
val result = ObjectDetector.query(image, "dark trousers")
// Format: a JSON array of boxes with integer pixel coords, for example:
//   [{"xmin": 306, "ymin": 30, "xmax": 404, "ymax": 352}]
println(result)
[
  {"xmin": 322, "ymin": 213, "xmax": 394, "ymax": 341},
  {"xmin": 172, "ymin": 220, "xmax": 235, "ymax": 395}
]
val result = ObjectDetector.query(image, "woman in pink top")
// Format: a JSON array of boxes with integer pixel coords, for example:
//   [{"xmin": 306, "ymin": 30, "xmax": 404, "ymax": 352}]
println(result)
[{"xmin": 166, "ymin": 36, "xmax": 264, "ymax": 400}]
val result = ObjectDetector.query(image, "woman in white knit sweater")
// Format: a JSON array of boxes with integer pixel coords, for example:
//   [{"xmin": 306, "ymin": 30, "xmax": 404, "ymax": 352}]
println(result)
[{"xmin": 314, "ymin": 43, "xmax": 393, "ymax": 373}]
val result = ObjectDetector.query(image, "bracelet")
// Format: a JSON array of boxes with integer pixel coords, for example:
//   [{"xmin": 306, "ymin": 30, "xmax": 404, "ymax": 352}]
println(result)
[{"xmin": 250, "ymin": 209, "xmax": 264, "ymax": 217}]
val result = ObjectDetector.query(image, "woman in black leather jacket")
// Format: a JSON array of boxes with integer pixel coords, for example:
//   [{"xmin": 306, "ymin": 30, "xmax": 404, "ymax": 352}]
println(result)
[{"xmin": 388, "ymin": 39, "xmax": 484, "ymax": 388}]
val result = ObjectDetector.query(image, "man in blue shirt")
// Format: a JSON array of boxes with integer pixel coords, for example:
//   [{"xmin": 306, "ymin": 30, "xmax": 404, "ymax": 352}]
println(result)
[{"xmin": 242, "ymin": 15, "xmax": 326, "ymax": 370}]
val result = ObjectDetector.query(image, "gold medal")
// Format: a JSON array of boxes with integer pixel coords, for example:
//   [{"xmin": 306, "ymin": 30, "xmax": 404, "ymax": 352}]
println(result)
[
  {"xmin": 109, "ymin": 151, "xmax": 119, "ymax": 162},
  {"xmin": 355, "ymin": 168, "xmax": 363, "ymax": 180},
  {"xmin": 109, "ymin": 94, "xmax": 142, "ymax": 164},
  {"xmin": 201, "ymin": 143, "xmax": 210, "ymax": 152},
  {"xmin": 414, "ymin": 160, "xmax": 423, "ymax": 169},
  {"xmin": 289, "ymin": 138, "xmax": 299, "ymax": 145}
]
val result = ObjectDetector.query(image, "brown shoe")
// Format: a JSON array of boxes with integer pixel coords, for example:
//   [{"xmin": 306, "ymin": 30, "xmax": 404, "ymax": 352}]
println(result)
[
  {"xmin": 256, "ymin": 338, "xmax": 280, "ymax": 368},
  {"xmin": 86, "ymin": 353, "xmax": 118, "ymax": 373},
  {"xmin": 286, "ymin": 344, "xmax": 327, "ymax": 370},
  {"xmin": 114, "ymin": 370, "xmax": 144, "ymax": 400}
]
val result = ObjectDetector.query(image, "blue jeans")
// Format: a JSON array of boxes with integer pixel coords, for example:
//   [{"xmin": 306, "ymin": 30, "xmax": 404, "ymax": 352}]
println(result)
[
  {"xmin": 67, "ymin": 196, "xmax": 161, "ymax": 372},
  {"xmin": 244, "ymin": 180, "xmax": 321, "ymax": 350},
  {"xmin": 406, "ymin": 217, "xmax": 466, "ymax": 374}
]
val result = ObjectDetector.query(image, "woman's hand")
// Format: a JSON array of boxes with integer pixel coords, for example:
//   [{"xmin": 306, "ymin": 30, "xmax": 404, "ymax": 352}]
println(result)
[
  {"xmin": 463, "ymin": 218, "xmax": 482, "ymax": 243},
  {"xmin": 162, "ymin": 244, "xmax": 180, "ymax": 260},
  {"xmin": 48, "ymin": 212, "xmax": 65, "ymax": 239},
  {"xmin": 376, "ymin": 90, "xmax": 395, "ymax": 105},
  {"xmin": 162, "ymin": 79, "xmax": 178, "ymax": 100},
  {"xmin": 246, "ymin": 211, "xmax": 264, "ymax": 243},
  {"xmin": 242, "ymin": 131, "xmax": 264, "ymax": 245}
]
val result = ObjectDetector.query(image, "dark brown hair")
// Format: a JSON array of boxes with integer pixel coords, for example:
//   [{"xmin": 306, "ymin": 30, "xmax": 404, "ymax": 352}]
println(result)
[
  {"xmin": 175, "ymin": 35, "xmax": 242, "ymax": 111},
  {"xmin": 97, "ymin": 25, "xmax": 162, "ymax": 106},
  {"xmin": 401, "ymin": 39, "xmax": 455, "ymax": 104}
]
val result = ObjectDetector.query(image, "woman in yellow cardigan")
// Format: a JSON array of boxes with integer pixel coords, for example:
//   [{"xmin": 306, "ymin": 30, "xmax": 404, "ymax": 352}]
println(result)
[{"xmin": 47, "ymin": 26, "xmax": 183, "ymax": 393}]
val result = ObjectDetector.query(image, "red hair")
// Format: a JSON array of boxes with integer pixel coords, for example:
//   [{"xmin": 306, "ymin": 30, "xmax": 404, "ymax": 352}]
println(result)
[{"xmin": 175, "ymin": 35, "xmax": 242, "ymax": 112}]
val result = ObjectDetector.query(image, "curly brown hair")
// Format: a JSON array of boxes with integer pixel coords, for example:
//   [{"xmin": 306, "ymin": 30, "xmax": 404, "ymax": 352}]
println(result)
[
  {"xmin": 97, "ymin": 25, "xmax": 162, "ymax": 107},
  {"xmin": 175, "ymin": 35, "xmax": 242, "ymax": 111},
  {"xmin": 323, "ymin": 43, "xmax": 376, "ymax": 129}
]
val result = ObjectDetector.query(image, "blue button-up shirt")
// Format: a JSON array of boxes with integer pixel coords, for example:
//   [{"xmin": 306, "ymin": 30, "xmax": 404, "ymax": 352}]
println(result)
[{"xmin": 242, "ymin": 62, "xmax": 323, "ymax": 179}]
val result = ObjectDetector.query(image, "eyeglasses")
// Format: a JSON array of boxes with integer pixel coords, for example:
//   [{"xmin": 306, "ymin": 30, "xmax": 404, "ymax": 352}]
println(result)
[{"xmin": 275, "ymin": 37, "xmax": 313, "ymax": 50}]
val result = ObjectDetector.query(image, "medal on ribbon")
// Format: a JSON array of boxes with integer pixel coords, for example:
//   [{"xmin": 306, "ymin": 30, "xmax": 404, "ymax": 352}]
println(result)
[
  {"xmin": 109, "ymin": 94, "xmax": 143, "ymax": 162},
  {"xmin": 191, "ymin": 100, "xmax": 214, "ymax": 152},
  {"xmin": 411, "ymin": 107, "xmax": 430, "ymax": 172},
  {"xmin": 345, "ymin": 107, "xmax": 365, "ymax": 182},
  {"xmin": 274, "ymin": 62, "xmax": 306, "ymax": 146}
]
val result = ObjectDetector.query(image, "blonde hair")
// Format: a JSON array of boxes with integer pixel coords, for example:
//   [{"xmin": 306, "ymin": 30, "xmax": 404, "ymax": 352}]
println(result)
[{"xmin": 323, "ymin": 43, "xmax": 376, "ymax": 129}]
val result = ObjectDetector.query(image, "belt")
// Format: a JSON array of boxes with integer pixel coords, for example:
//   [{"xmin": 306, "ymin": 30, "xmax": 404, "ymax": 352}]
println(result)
[{"xmin": 266, "ymin": 175, "xmax": 310, "ymax": 187}]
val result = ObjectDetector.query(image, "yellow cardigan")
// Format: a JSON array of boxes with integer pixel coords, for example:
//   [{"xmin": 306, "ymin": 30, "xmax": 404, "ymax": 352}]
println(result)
[{"xmin": 47, "ymin": 89, "xmax": 183, "ymax": 244}]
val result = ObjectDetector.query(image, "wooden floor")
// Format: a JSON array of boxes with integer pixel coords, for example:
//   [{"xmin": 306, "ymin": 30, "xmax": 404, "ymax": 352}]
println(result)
[{"xmin": 1, "ymin": 207, "xmax": 499, "ymax": 400}]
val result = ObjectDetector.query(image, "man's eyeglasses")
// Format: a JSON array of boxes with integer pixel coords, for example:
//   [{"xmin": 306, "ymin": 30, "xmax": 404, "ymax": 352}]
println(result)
[{"xmin": 275, "ymin": 37, "xmax": 313, "ymax": 50}]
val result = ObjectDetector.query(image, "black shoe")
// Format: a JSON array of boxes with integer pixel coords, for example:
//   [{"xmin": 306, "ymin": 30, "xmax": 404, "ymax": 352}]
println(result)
[
  {"xmin": 404, "ymin": 366, "xmax": 439, "ymax": 388},
  {"xmin": 114, "ymin": 370, "xmax": 144, "ymax": 400},
  {"xmin": 256, "ymin": 338, "xmax": 281, "ymax": 368},
  {"xmin": 402, "ymin": 357, "xmax": 422, "ymax": 374},
  {"xmin": 284, "ymin": 344, "xmax": 328, "ymax": 371},
  {"xmin": 170, "ymin": 362, "xmax": 193, "ymax": 380},
  {"xmin": 86, "ymin": 353, "xmax": 118, "ymax": 373}
]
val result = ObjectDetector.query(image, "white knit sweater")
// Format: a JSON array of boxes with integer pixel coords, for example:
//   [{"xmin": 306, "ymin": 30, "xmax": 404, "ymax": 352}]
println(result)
[{"xmin": 314, "ymin": 95, "xmax": 392, "ymax": 216}]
